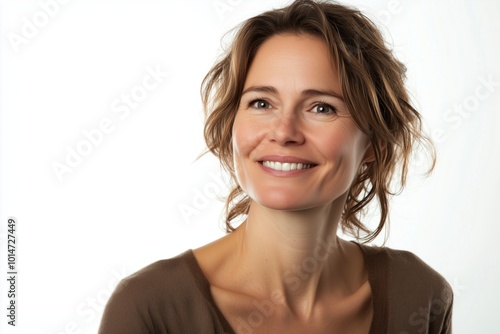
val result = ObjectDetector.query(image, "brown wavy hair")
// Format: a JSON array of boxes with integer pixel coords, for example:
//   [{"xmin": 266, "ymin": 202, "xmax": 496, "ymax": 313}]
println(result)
[{"xmin": 201, "ymin": 0, "xmax": 435, "ymax": 243}]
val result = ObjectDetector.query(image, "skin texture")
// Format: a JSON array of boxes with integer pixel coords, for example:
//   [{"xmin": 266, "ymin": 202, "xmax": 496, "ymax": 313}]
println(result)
[
  {"xmin": 194, "ymin": 34, "xmax": 374, "ymax": 333},
  {"xmin": 233, "ymin": 34, "xmax": 371, "ymax": 212}
]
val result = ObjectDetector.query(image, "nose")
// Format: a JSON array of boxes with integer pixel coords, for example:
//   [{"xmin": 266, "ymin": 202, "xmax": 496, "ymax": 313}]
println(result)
[{"xmin": 268, "ymin": 112, "xmax": 305, "ymax": 146}]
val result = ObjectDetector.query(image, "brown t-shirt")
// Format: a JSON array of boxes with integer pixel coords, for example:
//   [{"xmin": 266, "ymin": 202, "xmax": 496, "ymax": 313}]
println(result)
[{"xmin": 98, "ymin": 242, "xmax": 453, "ymax": 333}]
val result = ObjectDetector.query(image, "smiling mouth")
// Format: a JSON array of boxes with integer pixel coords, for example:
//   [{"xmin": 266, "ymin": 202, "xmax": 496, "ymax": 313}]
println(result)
[{"xmin": 260, "ymin": 161, "xmax": 316, "ymax": 171}]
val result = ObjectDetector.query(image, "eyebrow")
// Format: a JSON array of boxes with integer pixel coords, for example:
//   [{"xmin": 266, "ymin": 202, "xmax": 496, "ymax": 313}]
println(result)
[{"xmin": 241, "ymin": 85, "xmax": 344, "ymax": 101}]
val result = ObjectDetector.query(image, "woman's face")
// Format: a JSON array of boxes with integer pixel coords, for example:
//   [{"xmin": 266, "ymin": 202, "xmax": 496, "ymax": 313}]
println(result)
[{"xmin": 232, "ymin": 33, "xmax": 373, "ymax": 211}]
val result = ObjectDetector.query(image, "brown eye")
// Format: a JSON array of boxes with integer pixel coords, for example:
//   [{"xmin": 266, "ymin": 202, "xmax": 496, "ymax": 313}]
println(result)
[
  {"xmin": 250, "ymin": 99, "xmax": 271, "ymax": 109},
  {"xmin": 311, "ymin": 103, "xmax": 336, "ymax": 115}
]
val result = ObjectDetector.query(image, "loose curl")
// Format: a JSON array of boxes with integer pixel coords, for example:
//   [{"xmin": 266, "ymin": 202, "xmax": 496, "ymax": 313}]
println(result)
[{"xmin": 201, "ymin": 0, "xmax": 435, "ymax": 243}]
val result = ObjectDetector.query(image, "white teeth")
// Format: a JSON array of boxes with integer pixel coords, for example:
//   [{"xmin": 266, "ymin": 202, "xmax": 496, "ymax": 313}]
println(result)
[{"xmin": 262, "ymin": 161, "xmax": 314, "ymax": 171}]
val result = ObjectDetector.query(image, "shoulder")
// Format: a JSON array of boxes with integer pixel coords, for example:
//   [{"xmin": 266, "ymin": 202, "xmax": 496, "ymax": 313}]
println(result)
[
  {"xmin": 357, "ymin": 242, "xmax": 452, "ymax": 295},
  {"xmin": 117, "ymin": 250, "xmax": 196, "ymax": 299},
  {"xmin": 355, "ymin": 242, "xmax": 454, "ymax": 332},
  {"xmin": 107, "ymin": 249, "xmax": 212, "ymax": 314},
  {"xmin": 99, "ymin": 250, "xmax": 207, "ymax": 333},
  {"xmin": 377, "ymin": 245, "xmax": 451, "ymax": 298}
]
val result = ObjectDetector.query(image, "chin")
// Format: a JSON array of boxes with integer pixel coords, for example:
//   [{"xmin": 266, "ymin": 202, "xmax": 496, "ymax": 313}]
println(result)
[{"xmin": 251, "ymin": 191, "xmax": 320, "ymax": 212}]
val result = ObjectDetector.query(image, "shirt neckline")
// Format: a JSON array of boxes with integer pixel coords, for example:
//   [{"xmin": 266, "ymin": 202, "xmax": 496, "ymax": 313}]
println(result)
[
  {"xmin": 183, "ymin": 241, "xmax": 387, "ymax": 333},
  {"xmin": 182, "ymin": 249, "xmax": 235, "ymax": 333},
  {"xmin": 351, "ymin": 241, "xmax": 388, "ymax": 333}
]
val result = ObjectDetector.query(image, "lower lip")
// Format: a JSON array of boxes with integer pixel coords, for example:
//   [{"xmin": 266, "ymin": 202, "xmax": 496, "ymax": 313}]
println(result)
[{"xmin": 258, "ymin": 162, "xmax": 316, "ymax": 176}]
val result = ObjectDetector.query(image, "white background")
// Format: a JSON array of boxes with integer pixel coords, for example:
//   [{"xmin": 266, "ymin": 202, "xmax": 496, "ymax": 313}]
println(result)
[{"xmin": 1, "ymin": 0, "xmax": 499, "ymax": 333}]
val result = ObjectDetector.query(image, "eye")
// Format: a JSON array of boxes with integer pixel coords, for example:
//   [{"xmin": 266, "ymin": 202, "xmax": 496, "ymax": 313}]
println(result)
[
  {"xmin": 249, "ymin": 99, "xmax": 272, "ymax": 109},
  {"xmin": 311, "ymin": 102, "xmax": 337, "ymax": 115}
]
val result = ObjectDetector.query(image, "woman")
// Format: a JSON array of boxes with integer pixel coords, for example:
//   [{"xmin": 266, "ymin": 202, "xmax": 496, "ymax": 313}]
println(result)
[{"xmin": 99, "ymin": 1, "xmax": 453, "ymax": 333}]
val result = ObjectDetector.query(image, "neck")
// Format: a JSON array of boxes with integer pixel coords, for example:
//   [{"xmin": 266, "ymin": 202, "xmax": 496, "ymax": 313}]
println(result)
[{"xmin": 231, "ymin": 195, "xmax": 354, "ymax": 318}]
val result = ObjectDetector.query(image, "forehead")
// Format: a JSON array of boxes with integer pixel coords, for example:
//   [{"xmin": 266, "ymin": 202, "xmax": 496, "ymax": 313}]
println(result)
[{"xmin": 243, "ymin": 33, "xmax": 340, "ymax": 92}]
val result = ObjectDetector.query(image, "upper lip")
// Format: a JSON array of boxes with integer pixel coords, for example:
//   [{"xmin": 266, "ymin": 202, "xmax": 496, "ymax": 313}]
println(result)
[{"xmin": 258, "ymin": 155, "xmax": 317, "ymax": 165}]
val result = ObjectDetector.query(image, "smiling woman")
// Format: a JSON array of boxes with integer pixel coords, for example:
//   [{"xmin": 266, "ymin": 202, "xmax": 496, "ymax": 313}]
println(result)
[{"xmin": 99, "ymin": 1, "xmax": 453, "ymax": 333}]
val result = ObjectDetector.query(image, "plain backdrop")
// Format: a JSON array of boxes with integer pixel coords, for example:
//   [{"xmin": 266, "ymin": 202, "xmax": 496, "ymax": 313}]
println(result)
[{"xmin": 1, "ymin": 0, "xmax": 499, "ymax": 333}]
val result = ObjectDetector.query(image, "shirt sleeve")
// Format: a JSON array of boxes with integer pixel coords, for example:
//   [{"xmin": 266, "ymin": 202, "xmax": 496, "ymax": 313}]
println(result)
[
  {"xmin": 440, "ymin": 291, "xmax": 453, "ymax": 334},
  {"xmin": 98, "ymin": 279, "xmax": 153, "ymax": 334}
]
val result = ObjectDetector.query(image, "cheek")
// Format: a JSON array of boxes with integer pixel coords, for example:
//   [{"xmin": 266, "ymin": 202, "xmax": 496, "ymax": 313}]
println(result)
[
  {"xmin": 316, "ymin": 123, "xmax": 368, "ymax": 180},
  {"xmin": 320, "ymin": 124, "xmax": 362, "ymax": 159},
  {"xmin": 232, "ymin": 114, "xmax": 267, "ymax": 159},
  {"xmin": 231, "ymin": 115, "xmax": 264, "ymax": 189}
]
